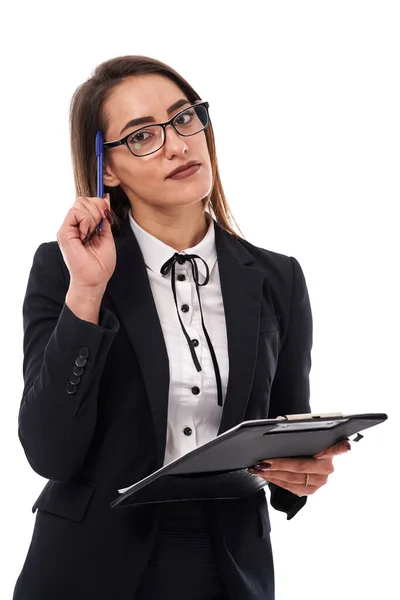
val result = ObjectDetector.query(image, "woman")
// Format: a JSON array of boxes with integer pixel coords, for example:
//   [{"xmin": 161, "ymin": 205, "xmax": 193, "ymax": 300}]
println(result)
[{"xmin": 13, "ymin": 55, "xmax": 349, "ymax": 600}]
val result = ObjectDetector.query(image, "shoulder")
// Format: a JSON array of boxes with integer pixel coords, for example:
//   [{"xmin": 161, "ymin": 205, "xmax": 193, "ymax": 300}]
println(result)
[
  {"xmin": 234, "ymin": 235, "xmax": 306, "ymax": 288},
  {"xmin": 237, "ymin": 236, "xmax": 292, "ymax": 268},
  {"xmin": 28, "ymin": 240, "xmax": 70, "ymax": 288}
]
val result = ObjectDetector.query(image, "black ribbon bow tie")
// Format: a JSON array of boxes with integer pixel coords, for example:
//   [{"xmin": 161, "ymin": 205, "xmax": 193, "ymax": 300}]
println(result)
[{"xmin": 160, "ymin": 252, "xmax": 223, "ymax": 407}]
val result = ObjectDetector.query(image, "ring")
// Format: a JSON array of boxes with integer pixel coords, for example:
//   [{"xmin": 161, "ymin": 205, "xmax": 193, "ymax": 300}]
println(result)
[{"xmin": 305, "ymin": 473, "xmax": 309, "ymax": 487}]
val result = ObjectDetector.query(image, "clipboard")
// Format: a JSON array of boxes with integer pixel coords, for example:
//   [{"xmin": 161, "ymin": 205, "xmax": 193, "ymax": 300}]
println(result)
[{"xmin": 110, "ymin": 412, "xmax": 387, "ymax": 509}]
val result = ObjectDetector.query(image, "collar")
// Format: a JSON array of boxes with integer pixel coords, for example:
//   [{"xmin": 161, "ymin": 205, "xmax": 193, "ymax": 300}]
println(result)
[{"xmin": 128, "ymin": 210, "xmax": 217, "ymax": 280}]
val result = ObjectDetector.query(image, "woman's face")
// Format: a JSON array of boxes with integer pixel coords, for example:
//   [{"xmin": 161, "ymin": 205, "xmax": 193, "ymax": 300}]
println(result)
[{"xmin": 102, "ymin": 74, "xmax": 213, "ymax": 212}]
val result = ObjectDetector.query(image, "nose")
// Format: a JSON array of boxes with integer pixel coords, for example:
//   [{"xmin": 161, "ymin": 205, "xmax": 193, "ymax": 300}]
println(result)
[{"xmin": 163, "ymin": 123, "xmax": 187, "ymax": 154}]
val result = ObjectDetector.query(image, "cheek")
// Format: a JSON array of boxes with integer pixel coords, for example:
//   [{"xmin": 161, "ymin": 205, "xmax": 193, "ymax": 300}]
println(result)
[
  {"xmin": 196, "ymin": 161, "xmax": 213, "ymax": 194},
  {"xmin": 118, "ymin": 159, "xmax": 160, "ymax": 194}
]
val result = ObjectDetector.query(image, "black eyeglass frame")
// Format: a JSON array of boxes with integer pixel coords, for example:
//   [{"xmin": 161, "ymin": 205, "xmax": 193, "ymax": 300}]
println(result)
[{"xmin": 102, "ymin": 100, "xmax": 210, "ymax": 157}]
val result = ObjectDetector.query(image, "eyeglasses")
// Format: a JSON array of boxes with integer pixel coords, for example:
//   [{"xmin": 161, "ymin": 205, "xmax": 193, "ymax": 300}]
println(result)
[{"xmin": 103, "ymin": 100, "xmax": 210, "ymax": 157}]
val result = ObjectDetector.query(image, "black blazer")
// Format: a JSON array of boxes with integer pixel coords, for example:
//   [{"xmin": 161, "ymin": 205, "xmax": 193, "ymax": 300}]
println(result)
[{"xmin": 13, "ymin": 216, "xmax": 313, "ymax": 600}]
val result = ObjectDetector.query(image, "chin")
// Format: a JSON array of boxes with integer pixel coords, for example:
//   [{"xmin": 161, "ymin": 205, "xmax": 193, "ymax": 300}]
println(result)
[
  {"xmin": 178, "ymin": 177, "xmax": 212, "ymax": 197},
  {"xmin": 166, "ymin": 196, "xmax": 207, "ymax": 208}
]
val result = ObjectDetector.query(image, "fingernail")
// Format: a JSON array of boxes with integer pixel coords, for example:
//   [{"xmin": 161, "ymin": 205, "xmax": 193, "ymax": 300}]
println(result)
[
  {"xmin": 254, "ymin": 463, "xmax": 272, "ymax": 470},
  {"xmin": 104, "ymin": 208, "xmax": 113, "ymax": 225},
  {"xmin": 346, "ymin": 442, "xmax": 351, "ymax": 451}
]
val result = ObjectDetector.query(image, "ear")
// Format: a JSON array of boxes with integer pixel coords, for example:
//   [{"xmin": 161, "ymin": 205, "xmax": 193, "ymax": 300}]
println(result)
[{"xmin": 103, "ymin": 160, "xmax": 121, "ymax": 187}]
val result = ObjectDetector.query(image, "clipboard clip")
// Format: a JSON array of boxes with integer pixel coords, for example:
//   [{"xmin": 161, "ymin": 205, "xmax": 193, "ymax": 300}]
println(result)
[{"xmin": 277, "ymin": 412, "xmax": 344, "ymax": 421}]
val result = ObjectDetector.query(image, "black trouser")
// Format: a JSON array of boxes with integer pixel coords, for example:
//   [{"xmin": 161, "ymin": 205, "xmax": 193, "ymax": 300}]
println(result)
[{"xmin": 134, "ymin": 500, "xmax": 229, "ymax": 600}]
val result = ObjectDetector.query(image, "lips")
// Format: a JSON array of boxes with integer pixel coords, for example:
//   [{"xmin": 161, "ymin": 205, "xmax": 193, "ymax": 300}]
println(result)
[{"xmin": 166, "ymin": 160, "xmax": 201, "ymax": 178}]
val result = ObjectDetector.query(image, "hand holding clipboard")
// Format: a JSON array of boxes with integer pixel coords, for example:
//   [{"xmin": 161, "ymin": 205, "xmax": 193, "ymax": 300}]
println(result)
[
  {"xmin": 248, "ymin": 435, "xmax": 352, "ymax": 497},
  {"xmin": 111, "ymin": 412, "xmax": 387, "ymax": 508}
]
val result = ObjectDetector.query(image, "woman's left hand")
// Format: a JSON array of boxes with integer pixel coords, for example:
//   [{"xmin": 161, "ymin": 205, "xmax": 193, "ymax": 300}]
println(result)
[{"xmin": 248, "ymin": 439, "xmax": 351, "ymax": 497}]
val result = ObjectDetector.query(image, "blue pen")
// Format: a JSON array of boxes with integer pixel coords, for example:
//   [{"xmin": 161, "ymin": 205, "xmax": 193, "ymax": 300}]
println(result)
[{"xmin": 95, "ymin": 130, "xmax": 104, "ymax": 232}]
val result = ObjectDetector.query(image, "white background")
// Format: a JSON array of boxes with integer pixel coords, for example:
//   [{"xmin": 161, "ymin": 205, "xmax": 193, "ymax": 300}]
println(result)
[{"xmin": 1, "ymin": 1, "xmax": 398, "ymax": 598}]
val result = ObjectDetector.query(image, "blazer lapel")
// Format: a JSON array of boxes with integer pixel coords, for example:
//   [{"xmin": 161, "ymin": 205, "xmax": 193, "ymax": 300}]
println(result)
[
  {"xmin": 106, "ymin": 217, "xmax": 265, "ymax": 468},
  {"xmin": 106, "ymin": 219, "xmax": 170, "ymax": 469},
  {"xmin": 214, "ymin": 223, "xmax": 265, "ymax": 434}
]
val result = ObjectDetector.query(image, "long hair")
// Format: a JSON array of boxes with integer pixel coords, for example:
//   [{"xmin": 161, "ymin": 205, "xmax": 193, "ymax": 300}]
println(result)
[{"xmin": 69, "ymin": 55, "xmax": 243, "ymax": 238}]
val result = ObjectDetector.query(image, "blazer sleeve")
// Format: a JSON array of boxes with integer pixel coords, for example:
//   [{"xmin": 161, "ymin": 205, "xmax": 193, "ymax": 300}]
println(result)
[
  {"xmin": 18, "ymin": 242, "xmax": 120, "ymax": 482},
  {"xmin": 267, "ymin": 256, "xmax": 313, "ymax": 520}
]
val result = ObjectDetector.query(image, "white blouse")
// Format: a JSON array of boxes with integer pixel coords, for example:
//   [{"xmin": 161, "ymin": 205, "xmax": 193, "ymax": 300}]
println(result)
[{"xmin": 129, "ymin": 210, "xmax": 229, "ymax": 467}]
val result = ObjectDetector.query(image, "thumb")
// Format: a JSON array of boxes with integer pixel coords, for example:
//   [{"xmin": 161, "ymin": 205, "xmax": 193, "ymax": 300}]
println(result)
[
  {"xmin": 314, "ymin": 439, "xmax": 351, "ymax": 459},
  {"xmin": 100, "ymin": 193, "xmax": 113, "ymax": 232},
  {"xmin": 104, "ymin": 192, "xmax": 111, "ymax": 210}
]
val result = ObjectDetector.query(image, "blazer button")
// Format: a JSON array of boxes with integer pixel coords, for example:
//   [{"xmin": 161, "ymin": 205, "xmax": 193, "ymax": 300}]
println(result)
[
  {"xmin": 75, "ymin": 356, "xmax": 87, "ymax": 367},
  {"xmin": 73, "ymin": 365, "xmax": 84, "ymax": 376},
  {"xmin": 181, "ymin": 304, "xmax": 189, "ymax": 313},
  {"xmin": 69, "ymin": 374, "xmax": 81, "ymax": 385},
  {"xmin": 191, "ymin": 386, "xmax": 200, "ymax": 395},
  {"xmin": 183, "ymin": 427, "xmax": 193, "ymax": 436},
  {"xmin": 66, "ymin": 382, "xmax": 77, "ymax": 394},
  {"xmin": 78, "ymin": 347, "xmax": 89, "ymax": 359}
]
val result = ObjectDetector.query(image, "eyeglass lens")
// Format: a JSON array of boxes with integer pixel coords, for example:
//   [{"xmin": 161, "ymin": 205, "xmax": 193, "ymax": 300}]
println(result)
[{"xmin": 127, "ymin": 104, "xmax": 208, "ymax": 156}]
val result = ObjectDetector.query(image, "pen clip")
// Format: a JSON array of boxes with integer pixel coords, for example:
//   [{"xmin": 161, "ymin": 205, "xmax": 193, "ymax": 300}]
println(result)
[
  {"xmin": 96, "ymin": 130, "xmax": 103, "ymax": 158},
  {"xmin": 278, "ymin": 412, "xmax": 344, "ymax": 421}
]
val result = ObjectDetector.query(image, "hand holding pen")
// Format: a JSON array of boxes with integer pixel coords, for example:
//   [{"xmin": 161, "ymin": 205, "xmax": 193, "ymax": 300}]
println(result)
[
  {"xmin": 78, "ymin": 130, "xmax": 109, "ymax": 245},
  {"xmin": 56, "ymin": 194, "xmax": 116, "ymax": 290},
  {"xmin": 55, "ymin": 129, "xmax": 116, "ymax": 290}
]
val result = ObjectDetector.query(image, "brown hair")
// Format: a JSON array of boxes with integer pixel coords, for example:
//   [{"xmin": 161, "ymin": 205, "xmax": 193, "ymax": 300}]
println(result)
[{"xmin": 69, "ymin": 55, "xmax": 243, "ymax": 239}]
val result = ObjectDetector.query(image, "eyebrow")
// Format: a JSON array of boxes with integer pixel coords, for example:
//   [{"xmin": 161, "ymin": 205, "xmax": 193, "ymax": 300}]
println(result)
[{"xmin": 119, "ymin": 99, "xmax": 191, "ymax": 136}]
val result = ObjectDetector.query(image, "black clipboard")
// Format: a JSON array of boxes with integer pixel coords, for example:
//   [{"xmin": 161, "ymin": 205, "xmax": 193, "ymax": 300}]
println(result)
[{"xmin": 110, "ymin": 412, "xmax": 387, "ymax": 509}]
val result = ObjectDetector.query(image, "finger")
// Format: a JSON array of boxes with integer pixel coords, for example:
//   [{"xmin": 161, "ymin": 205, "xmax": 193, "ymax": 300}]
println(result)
[
  {"xmin": 314, "ymin": 440, "xmax": 351, "ymax": 459},
  {"xmin": 265, "ymin": 476, "xmax": 318, "ymax": 496},
  {"xmin": 252, "ymin": 469, "xmax": 329, "ymax": 487},
  {"xmin": 71, "ymin": 196, "xmax": 108, "ymax": 245},
  {"xmin": 58, "ymin": 197, "xmax": 102, "ymax": 244},
  {"xmin": 82, "ymin": 202, "xmax": 113, "ymax": 245},
  {"xmin": 57, "ymin": 205, "xmax": 93, "ymax": 245},
  {"xmin": 73, "ymin": 197, "xmax": 108, "ymax": 239},
  {"xmin": 257, "ymin": 457, "xmax": 335, "ymax": 475}
]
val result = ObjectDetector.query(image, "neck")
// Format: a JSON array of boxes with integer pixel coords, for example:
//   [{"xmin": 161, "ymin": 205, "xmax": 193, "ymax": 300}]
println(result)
[{"xmin": 130, "ymin": 204, "xmax": 210, "ymax": 252}]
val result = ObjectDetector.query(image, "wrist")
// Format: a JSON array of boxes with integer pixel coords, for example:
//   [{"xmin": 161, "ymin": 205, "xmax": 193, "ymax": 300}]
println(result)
[{"xmin": 65, "ymin": 285, "xmax": 105, "ymax": 325}]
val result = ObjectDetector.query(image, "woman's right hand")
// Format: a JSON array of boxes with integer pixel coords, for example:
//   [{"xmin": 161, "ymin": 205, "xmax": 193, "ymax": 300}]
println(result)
[{"xmin": 56, "ymin": 195, "xmax": 117, "ymax": 291}]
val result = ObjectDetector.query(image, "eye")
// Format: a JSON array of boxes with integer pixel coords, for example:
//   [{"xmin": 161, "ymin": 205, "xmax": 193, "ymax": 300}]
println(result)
[
  {"xmin": 174, "ymin": 109, "xmax": 195, "ymax": 126},
  {"xmin": 128, "ymin": 129, "xmax": 153, "ymax": 144}
]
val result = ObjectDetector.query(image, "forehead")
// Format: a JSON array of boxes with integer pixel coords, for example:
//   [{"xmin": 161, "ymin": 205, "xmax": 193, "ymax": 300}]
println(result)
[{"xmin": 104, "ymin": 74, "xmax": 189, "ymax": 136}]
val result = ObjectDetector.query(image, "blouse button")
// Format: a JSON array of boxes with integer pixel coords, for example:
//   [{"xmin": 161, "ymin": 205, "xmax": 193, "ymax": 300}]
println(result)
[
  {"xmin": 192, "ymin": 339, "xmax": 199, "ymax": 347},
  {"xmin": 177, "ymin": 274, "xmax": 186, "ymax": 281},
  {"xmin": 191, "ymin": 386, "xmax": 200, "ymax": 395},
  {"xmin": 181, "ymin": 304, "xmax": 190, "ymax": 313},
  {"xmin": 183, "ymin": 427, "xmax": 193, "ymax": 436}
]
